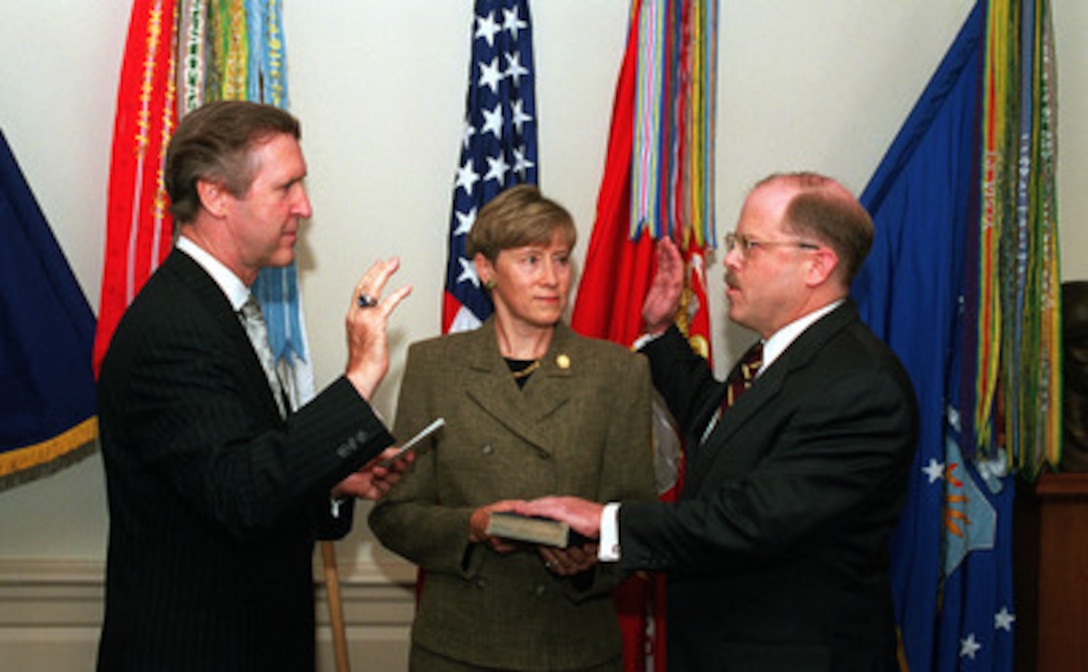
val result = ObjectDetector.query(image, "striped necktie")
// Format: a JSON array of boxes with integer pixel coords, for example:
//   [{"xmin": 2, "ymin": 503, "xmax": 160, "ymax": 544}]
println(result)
[
  {"xmin": 701, "ymin": 341, "xmax": 763, "ymax": 445},
  {"xmin": 238, "ymin": 295, "xmax": 288, "ymax": 418},
  {"xmin": 723, "ymin": 341, "xmax": 764, "ymax": 410}
]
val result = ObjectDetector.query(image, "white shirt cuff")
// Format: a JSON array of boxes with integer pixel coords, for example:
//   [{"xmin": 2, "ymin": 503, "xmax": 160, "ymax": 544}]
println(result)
[
  {"xmin": 598, "ymin": 502, "xmax": 622, "ymax": 562},
  {"xmin": 632, "ymin": 330, "xmax": 667, "ymax": 351},
  {"xmin": 330, "ymin": 497, "xmax": 346, "ymax": 518}
]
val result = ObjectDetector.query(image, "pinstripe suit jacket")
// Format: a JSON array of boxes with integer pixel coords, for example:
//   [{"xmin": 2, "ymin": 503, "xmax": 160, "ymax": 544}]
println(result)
[
  {"xmin": 96, "ymin": 250, "xmax": 394, "ymax": 672},
  {"xmin": 622, "ymin": 300, "xmax": 918, "ymax": 671},
  {"xmin": 369, "ymin": 320, "xmax": 656, "ymax": 670}
]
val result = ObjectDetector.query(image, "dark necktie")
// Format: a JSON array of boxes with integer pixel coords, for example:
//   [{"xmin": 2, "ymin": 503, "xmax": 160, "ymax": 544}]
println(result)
[
  {"xmin": 701, "ymin": 341, "xmax": 763, "ymax": 444},
  {"xmin": 722, "ymin": 341, "xmax": 764, "ymax": 410}
]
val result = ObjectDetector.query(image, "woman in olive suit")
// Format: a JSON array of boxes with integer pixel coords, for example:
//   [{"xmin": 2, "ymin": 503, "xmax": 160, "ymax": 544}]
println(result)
[{"xmin": 369, "ymin": 185, "xmax": 655, "ymax": 671}]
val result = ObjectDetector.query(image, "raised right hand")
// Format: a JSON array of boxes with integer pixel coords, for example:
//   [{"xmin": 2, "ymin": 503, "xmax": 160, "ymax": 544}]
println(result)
[
  {"xmin": 641, "ymin": 237, "xmax": 684, "ymax": 335},
  {"xmin": 344, "ymin": 257, "xmax": 412, "ymax": 400}
]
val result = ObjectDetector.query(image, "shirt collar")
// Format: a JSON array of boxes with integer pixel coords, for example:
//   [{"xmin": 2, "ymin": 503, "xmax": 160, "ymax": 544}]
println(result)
[
  {"xmin": 176, "ymin": 236, "xmax": 250, "ymax": 312},
  {"xmin": 759, "ymin": 299, "xmax": 844, "ymax": 376}
]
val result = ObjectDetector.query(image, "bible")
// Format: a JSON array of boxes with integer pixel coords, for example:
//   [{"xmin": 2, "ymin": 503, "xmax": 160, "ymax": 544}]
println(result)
[{"xmin": 485, "ymin": 512, "xmax": 592, "ymax": 548}]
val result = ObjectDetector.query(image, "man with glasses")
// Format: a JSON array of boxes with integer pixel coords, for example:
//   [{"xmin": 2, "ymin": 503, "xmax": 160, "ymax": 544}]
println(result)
[{"xmin": 523, "ymin": 172, "xmax": 918, "ymax": 671}]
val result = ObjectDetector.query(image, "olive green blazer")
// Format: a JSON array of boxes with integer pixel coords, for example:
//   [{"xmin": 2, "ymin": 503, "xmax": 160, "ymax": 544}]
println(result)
[{"xmin": 369, "ymin": 319, "xmax": 655, "ymax": 670}]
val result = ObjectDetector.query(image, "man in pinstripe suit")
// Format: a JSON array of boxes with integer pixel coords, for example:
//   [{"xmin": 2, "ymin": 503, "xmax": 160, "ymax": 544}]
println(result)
[{"xmin": 96, "ymin": 101, "xmax": 411, "ymax": 672}]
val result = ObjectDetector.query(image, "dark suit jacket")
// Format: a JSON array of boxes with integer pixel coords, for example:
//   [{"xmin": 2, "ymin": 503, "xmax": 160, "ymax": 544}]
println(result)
[
  {"xmin": 623, "ymin": 300, "xmax": 918, "ymax": 672},
  {"xmin": 96, "ymin": 250, "xmax": 394, "ymax": 672},
  {"xmin": 369, "ymin": 320, "xmax": 656, "ymax": 670}
]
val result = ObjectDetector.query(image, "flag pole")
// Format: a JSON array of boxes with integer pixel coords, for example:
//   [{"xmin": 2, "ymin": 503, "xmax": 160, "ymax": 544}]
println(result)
[{"xmin": 321, "ymin": 540, "xmax": 350, "ymax": 672}]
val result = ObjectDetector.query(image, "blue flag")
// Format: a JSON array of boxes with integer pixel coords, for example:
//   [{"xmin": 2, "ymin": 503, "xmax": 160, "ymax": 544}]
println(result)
[
  {"xmin": 0, "ymin": 130, "xmax": 97, "ymax": 490},
  {"xmin": 854, "ymin": 4, "xmax": 1016, "ymax": 670},
  {"xmin": 442, "ymin": 0, "xmax": 539, "ymax": 333}
]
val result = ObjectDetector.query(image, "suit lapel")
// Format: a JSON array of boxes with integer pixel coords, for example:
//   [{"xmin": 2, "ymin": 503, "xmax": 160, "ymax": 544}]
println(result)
[
  {"xmin": 167, "ymin": 251, "xmax": 284, "ymax": 423},
  {"xmin": 688, "ymin": 301, "xmax": 861, "ymax": 488},
  {"xmin": 523, "ymin": 322, "xmax": 578, "ymax": 422},
  {"xmin": 687, "ymin": 368, "xmax": 780, "ymax": 490},
  {"xmin": 463, "ymin": 321, "xmax": 576, "ymax": 453}
]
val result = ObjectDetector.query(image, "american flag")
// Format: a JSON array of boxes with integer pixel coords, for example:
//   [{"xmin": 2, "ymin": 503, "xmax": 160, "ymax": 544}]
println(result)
[{"xmin": 442, "ymin": 0, "xmax": 539, "ymax": 334}]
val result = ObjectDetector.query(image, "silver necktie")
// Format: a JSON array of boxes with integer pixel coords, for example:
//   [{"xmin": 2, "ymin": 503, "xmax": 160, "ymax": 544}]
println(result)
[{"xmin": 238, "ymin": 294, "xmax": 287, "ymax": 418}]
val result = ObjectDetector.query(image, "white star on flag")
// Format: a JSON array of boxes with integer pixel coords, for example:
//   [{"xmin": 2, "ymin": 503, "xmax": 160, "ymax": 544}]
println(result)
[
  {"xmin": 485, "ymin": 155, "xmax": 510, "ymax": 185},
  {"xmin": 994, "ymin": 606, "xmax": 1015, "ymax": 631},
  {"xmin": 511, "ymin": 99, "xmax": 532, "ymax": 133},
  {"xmin": 512, "ymin": 147, "xmax": 534, "ymax": 180},
  {"xmin": 502, "ymin": 6, "xmax": 527, "ymax": 39},
  {"xmin": 478, "ymin": 58, "xmax": 504, "ymax": 94},
  {"xmin": 454, "ymin": 208, "xmax": 477, "ymax": 237},
  {"xmin": 922, "ymin": 457, "xmax": 945, "ymax": 484},
  {"xmin": 455, "ymin": 160, "xmax": 481, "ymax": 196},
  {"xmin": 457, "ymin": 257, "xmax": 481, "ymax": 288},
  {"xmin": 475, "ymin": 12, "xmax": 500, "ymax": 47},
  {"xmin": 481, "ymin": 104, "xmax": 504, "ymax": 138},
  {"xmin": 505, "ymin": 51, "xmax": 528, "ymax": 84},
  {"xmin": 959, "ymin": 633, "xmax": 982, "ymax": 660}
]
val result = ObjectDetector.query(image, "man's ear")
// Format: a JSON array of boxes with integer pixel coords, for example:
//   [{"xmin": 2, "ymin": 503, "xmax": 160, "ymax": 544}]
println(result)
[
  {"xmin": 196, "ymin": 179, "xmax": 229, "ymax": 218},
  {"xmin": 804, "ymin": 246, "xmax": 839, "ymax": 288}
]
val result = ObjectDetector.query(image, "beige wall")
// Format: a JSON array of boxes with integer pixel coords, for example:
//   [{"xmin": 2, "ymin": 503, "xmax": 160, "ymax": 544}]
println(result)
[{"xmin": 1, "ymin": 1, "xmax": 1084, "ymax": 668}]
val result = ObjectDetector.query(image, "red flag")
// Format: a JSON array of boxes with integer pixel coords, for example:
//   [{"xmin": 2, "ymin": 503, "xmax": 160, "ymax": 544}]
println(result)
[
  {"xmin": 93, "ymin": 0, "xmax": 178, "ymax": 375},
  {"xmin": 572, "ymin": 1, "xmax": 717, "ymax": 669},
  {"xmin": 571, "ymin": 3, "xmax": 654, "ymax": 347},
  {"xmin": 570, "ymin": 3, "xmax": 663, "ymax": 670}
]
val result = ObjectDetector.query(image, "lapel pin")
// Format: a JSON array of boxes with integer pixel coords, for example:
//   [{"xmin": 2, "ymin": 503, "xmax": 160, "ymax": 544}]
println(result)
[{"xmin": 556, "ymin": 354, "xmax": 571, "ymax": 370}]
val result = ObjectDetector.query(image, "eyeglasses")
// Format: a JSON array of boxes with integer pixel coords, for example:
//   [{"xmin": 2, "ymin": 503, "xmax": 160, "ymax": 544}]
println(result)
[{"xmin": 723, "ymin": 232, "xmax": 819, "ymax": 259}]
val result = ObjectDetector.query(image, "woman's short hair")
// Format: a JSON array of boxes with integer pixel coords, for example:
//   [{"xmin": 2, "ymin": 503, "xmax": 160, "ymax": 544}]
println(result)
[
  {"xmin": 466, "ymin": 184, "xmax": 577, "ymax": 262},
  {"xmin": 164, "ymin": 100, "xmax": 301, "ymax": 224}
]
